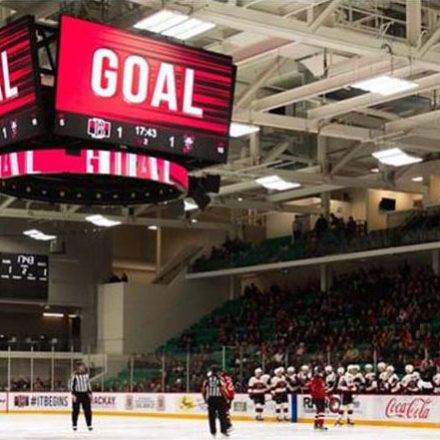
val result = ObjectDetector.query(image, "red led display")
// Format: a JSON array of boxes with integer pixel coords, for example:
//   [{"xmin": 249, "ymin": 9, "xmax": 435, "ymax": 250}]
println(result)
[{"xmin": 55, "ymin": 15, "xmax": 236, "ymax": 165}]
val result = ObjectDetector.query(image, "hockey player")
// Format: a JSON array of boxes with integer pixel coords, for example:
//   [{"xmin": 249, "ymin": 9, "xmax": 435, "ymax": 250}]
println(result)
[
  {"xmin": 220, "ymin": 371, "xmax": 235, "ymax": 432},
  {"xmin": 377, "ymin": 362, "xmax": 388, "ymax": 393},
  {"xmin": 286, "ymin": 366, "xmax": 299, "ymax": 394},
  {"xmin": 306, "ymin": 366, "xmax": 329, "ymax": 431},
  {"xmin": 432, "ymin": 370, "xmax": 440, "ymax": 394},
  {"xmin": 385, "ymin": 365, "xmax": 401, "ymax": 394},
  {"xmin": 353, "ymin": 365, "xmax": 365, "ymax": 392},
  {"xmin": 401, "ymin": 365, "xmax": 421, "ymax": 395},
  {"xmin": 364, "ymin": 364, "xmax": 378, "ymax": 393},
  {"xmin": 325, "ymin": 365, "xmax": 337, "ymax": 394},
  {"xmin": 335, "ymin": 365, "xmax": 356, "ymax": 426},
  {"xmin": 248, "ymin": 368, "xmax": 267, "ymax": 421},
  {"xmin": 297, "ymin": 365, "xmax": 312, "ymax": 392},
  {"xmin": 270, "ymin": 367, "xmax": 289, "ymax": 422}
]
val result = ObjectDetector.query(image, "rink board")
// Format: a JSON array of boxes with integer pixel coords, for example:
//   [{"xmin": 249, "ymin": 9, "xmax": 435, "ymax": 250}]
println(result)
[
  {"xmin": 1, "ymin": 392, "xmax": 440, "ymax": 428},
  {"xmin": 297, "ymin": 394, "xmax": 440, "ymax": 428}
]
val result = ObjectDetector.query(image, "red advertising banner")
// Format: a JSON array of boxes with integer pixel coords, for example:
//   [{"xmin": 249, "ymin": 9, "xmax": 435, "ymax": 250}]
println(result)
[
  {"xmin": 0, "ymin": 16, "xmax": 44, "ymax": 147},
  {"xmin": 55, "ymin": 15, "xmax": 236, "ymax": 164},
  {"xmin": 0, "ymin": 149, "xmax": 188, "ymax": 192}
]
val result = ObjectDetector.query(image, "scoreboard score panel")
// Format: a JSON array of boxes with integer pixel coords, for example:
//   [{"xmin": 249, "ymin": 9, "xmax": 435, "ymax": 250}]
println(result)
[
  {"xmin": 55, "ymin": 15, "xmax": 236, "ymax": 165},
  {"xmin": 0, "ymin": 16, "xmax": 45, "ymax": 148},
  {"xmin": 0, "ymin": 253, "xmax": 48, "ymax": 300}
]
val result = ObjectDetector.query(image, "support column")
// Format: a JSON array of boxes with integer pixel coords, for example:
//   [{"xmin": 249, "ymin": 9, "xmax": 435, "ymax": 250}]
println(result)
[
  {"xmin": 322, "ymin": 192, "xmax": 330, "ymax": 220},
  {"xmin": 249, "ymin": 132, "xmax": 260, "ymax": 166},
  {"xmin": 156, "ymin": 227, "xmax": 162, "ymax": 275},
  {"xmin": 433, "ymin": 250, "xmax": 439, "ymax": 276},
  {"xmin": 320, "ymin": 264, "xmax": 328, "ymax": 292}
]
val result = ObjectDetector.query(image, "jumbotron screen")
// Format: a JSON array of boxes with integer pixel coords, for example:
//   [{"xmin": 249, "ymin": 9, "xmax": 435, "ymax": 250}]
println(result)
[
  {"xmin": 0, "ymin": 16, "xmax": 44, "ymax": 148},
  {"xmin": 55, "ymin": 16, "xmax": 236, "ymax": 164}
]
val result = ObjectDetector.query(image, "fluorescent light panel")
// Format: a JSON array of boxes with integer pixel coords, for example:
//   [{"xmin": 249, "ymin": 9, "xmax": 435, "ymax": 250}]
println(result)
[
  {"xmin": 43, "ymin": 312, "xmax": 64, "ymax": 318},
  {"xmin": 148, "ymin": 225, "xmax": 158, "ymax": 231},
  {"xmin": 353, "ymin": 75, "xmax": 418, "ymax": 96},
  {"xmin": 412, "ymin": 176, "xmax": 423, "ymax": 182},
  {"xmin": 256, "ymin": 175, "xmax": 301, "ymax": 191},
  {"xmin": 230, "ymin": 122, "xmax": 260, "ymax": 138},
  {"xmin": 372, "ymin": 148, "xmax": 422, "ymax": 167},
  {"xmin": 23, "ymin": 229, "xmax": 56, "ymax": 241},
  {"xmin": 85, "ymin": 215, "xmax": 121, "ymax": 228},
  {"xmin": 134, "ymin": 9, "xmax": 215, "ymax": 40},
  {"xmin": 184, "ymin": 199, "xmax": 198, "ymax": 211}
]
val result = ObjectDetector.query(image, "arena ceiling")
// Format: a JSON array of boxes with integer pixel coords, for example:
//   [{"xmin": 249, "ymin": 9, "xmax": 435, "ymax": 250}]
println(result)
[{"xmin": 0, "ymin": 0, "xmax": 439, "ymax": 230}]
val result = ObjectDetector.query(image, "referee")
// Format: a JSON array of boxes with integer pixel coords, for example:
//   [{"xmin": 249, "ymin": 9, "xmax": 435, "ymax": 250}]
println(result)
[
  {"xmin": 202, "ymin": 365, "xmax": 229, "ymax": 438},
  {"xmin": 70, "ymin": 362, "xmax": 93, "ymax": 432}
]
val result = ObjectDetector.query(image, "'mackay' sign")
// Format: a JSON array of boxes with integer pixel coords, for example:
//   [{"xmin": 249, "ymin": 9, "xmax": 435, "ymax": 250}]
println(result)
[
  {"xmin": 55, "ymin": 15, "xmax": 236, "ymax": 165},
  {"xmin": 0, "ymin": 16, "xmax": 44, "ymax": 148}
]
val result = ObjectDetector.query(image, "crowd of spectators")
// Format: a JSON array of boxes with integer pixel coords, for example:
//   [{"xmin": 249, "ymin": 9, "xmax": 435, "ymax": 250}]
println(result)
[
  {"xmin": 192, "ymin": 208, "xmax": 440, "ymax": 273},
  {"xmin": 171, "ymin": 264, "xmax": 440, "ymax": 391}
]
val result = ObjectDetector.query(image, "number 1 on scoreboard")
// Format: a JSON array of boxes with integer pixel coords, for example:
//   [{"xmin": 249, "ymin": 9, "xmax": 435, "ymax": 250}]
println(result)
[{"xmin": 169, "ymin": 136, "xmax": 175, "ymax": 148}]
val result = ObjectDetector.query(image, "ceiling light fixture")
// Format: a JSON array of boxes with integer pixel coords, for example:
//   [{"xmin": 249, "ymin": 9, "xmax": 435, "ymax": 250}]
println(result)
[
  {"xmin": 148, "ymin": 225, "xmax": 158, "ymax": 231},
  {"xmin": 230, "ymin": 122, "xmax": 260, "ymax": 138},
  {"xmin": 23, "ymin": 229, "xmax": 57, "ymax": 241},
  {"xmin": 412, "ymin": 176, "xmax": 423, "ymax": 182},
  {"xmin": 256, "ymin": 175, "xmax": 301, "ymax": 191},
  {"xmin": 372, "ymin": 148, "xmax": 422, "ymax": 167},
  {"xmin": 370, "ymin": 168, "xmax": 380, "ymax": 173},
  {"xmin": 85, "ymin": 214, "xmax": 121, "ymax": 228},
  {"xmin": 352, "ymin": 75, "xmax": 418, "ymax": 96},
  {"xmin": 133, "ymin": 9, "xmax": 215, "ymax": 40},
  {"xmin": 43, "ymin": 312, "xmax": 64, "ymax": 318}
]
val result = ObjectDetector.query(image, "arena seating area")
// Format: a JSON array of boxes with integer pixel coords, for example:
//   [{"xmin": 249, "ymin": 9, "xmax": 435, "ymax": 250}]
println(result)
[
  {"xmin": 103, "ymin": 262, "xmax": 440, "ymax": 393},
  {"xmin": 191, "ymin": 208, "xmax": 440, "ymax": 273}
]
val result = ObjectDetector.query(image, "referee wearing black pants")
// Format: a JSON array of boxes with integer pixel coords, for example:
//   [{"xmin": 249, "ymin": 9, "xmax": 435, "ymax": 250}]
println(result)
[
  {"xmin": 70, "ymin": 363, "xmax": 93, "ymax": 432},
  {"xmin": 202, "ymin": 365, "xmax": 229, "ymax": 438}
]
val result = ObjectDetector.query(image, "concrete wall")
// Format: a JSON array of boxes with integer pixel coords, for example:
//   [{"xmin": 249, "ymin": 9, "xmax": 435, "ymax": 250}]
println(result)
[
  {"xmin": 366, "ymin": 189, "xmax": 423, "ymax": 230},
  {"xmin": 97, "ymin": 274, "xmax": 230, "ymax": 355},
  {"xmin": 0, "ymin": 219, "xmax": 112, "ymax": 350}
]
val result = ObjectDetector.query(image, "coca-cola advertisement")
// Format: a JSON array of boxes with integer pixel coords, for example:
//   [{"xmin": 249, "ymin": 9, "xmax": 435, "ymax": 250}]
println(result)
[{"xmin": 384, "ymin": 397, "xmax": 433, "ymax": 421}]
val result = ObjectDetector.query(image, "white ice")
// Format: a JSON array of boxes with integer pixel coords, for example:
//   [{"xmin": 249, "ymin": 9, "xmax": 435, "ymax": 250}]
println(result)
[{"xmin": 0, "ymin": 415, "xmax": 438, "ymax": 440}]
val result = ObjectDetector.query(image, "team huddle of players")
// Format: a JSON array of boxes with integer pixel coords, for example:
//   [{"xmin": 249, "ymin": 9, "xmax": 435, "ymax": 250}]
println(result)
[{"xmin": 248, "ymin": 362, "xmax": 440, "ymax": 426}]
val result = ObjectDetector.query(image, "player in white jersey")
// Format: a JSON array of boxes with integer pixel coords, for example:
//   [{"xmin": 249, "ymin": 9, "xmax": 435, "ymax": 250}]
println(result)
[
  {"xmin": 400, "ymin": 365, "xmax": 421, "ymax": 394},
  {"xmin": 335, "ymin": 365, "xmax": 356, "ymax": 426},
  {"xmin": 377, "ymin": 362, "xmax": 388, "ymax": 393},
  {"xmin": 364, "ymin": 364, "xmax": 378, "ymax": 393},
  {"xmin": 248, "ymin": 368, "xmax": 268, "ymax": 421},
  {"xmin": 385, "ymin": 365, "xmax": 401, "ymax": 393},
  {"xmin": 353, "ymin": 365, "xmax": 365, "ymax": 393},
  {"xmin": 432, "ymin": 371, "xmax": 440, "ymax": 394},
  {"xmin": 297, "ymin": 365, "xmax": 311, "ymax": 392},
  {"xmin": 270, "ymin": 367, "xmax": 289, "ymax": 422},
  {"xmin": 286, "ymin": 366, "xmax": 300, "ymax": 394},
  {"xmin": 325, "ymin": 365, "xmax": 337, "ymax": 393}
]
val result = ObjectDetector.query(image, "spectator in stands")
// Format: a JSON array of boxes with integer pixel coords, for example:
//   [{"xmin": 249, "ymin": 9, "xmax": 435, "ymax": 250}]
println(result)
[
  {"xmin": 346, "ymin": 216, "xmax": 357, "ymax": 241},
  {"xmin": 314, "ymin": 214, "xmax": 328, "ymax": 238},
  {"xmin": 292, "ymin": 216, "xmax": 303, "ymax": 241}
]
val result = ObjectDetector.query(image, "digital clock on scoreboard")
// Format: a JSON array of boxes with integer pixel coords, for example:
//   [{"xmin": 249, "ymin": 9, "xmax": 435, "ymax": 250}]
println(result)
[
  {"xmin": 54, "ymin": 16, "xmax": 236, "ymax": 165},
  {"xmin": 0, "ymin": 253, "xmax": 49, "ymax": 300}
]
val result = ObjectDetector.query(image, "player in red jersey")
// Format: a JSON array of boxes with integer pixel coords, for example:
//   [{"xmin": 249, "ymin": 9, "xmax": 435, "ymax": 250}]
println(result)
[
  {"xmin": 306, "ymin": 366, "xmax": 329, "ymax": 431},
  {"xmin": 220, "ymin": 371, "xmax": 235, "ymax": 432}
]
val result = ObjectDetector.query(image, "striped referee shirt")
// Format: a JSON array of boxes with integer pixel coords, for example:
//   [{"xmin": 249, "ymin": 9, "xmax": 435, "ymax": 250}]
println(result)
[
  {"xmin": 204, "ymin": 375, "xmax": 223, "ymax": 398},
  {"xmin": 71, "ymin": 373, "xmax": 91, "ymax": 393}
]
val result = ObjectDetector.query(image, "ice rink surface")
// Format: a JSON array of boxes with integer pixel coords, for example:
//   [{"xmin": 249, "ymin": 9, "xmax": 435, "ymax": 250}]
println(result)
[{"xmin": 0, "ymin": 415, "xmax": 439, "ymax": 440}]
